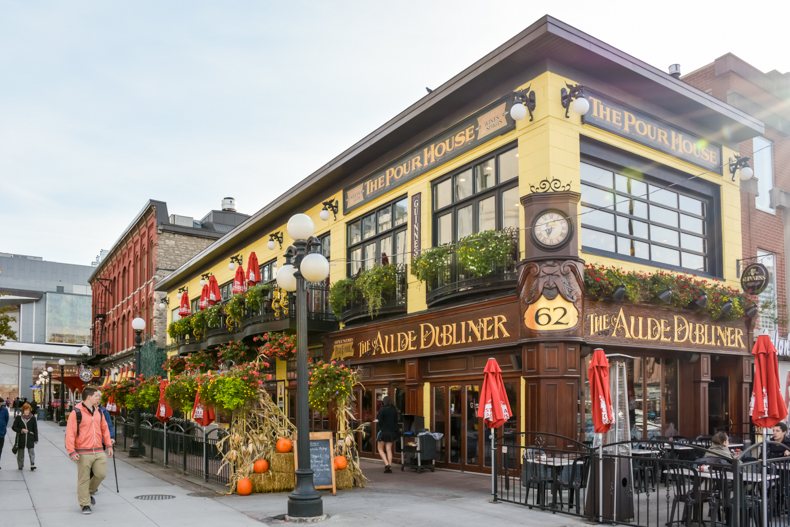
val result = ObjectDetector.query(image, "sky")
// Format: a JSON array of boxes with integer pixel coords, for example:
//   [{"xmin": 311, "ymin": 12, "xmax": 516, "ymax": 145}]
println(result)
[{"xmin": 1, "ymin": 1, "xmax": 788, "ymax": 266}]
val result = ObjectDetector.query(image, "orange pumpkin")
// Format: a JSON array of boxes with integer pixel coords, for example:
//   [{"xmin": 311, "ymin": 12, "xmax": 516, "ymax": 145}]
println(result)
[
  {"xmin": 236, "ymin": 477, "xmax": 253, "ymax": 496},
  {"xmin": 253, "ymin": 459, "xmax": 269, "ymax": 474},
  {"xmin": 333, "ymin": 455, "xmax": 348, "ymax": 471},
  {"xmin": 275, "ymin": 437, "xmax": 293, "ymax": 453}
]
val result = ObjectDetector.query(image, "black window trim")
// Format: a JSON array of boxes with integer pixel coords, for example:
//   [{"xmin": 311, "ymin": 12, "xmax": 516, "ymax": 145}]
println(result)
[{"xmin": 346, "ymin": 195, "xmax": 408, "ymax": 276}]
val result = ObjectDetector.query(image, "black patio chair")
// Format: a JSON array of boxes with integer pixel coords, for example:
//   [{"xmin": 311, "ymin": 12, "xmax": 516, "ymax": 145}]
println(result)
[
  {"xmin": 703, "ymin": 465, "xmax": 732, "ymax": 526},
  {"xmin": 665, "ymin": 461, "xmax": 703, "ymax": 526},
  {"xmin": 521, "ymin": 448, "xmax": 552, "ymax": 508},
  {"xmin": 557, "ymin": 454, "xmax": 589, "ymax": 514}
]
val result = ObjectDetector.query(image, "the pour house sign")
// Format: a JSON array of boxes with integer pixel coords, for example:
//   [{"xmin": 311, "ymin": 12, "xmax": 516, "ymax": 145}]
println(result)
[
  {"xmin": 343, "ymin": 95, "xmax": 516, "ymax": 211},
  {"xmin": 585, "ymin": 303, "xmax": 746, "ymax": 353}
]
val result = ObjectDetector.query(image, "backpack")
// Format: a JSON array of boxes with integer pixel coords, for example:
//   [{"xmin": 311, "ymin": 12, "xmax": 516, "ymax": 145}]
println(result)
[{"xmin": 74, "ymin": 406, "xmax": 103, "ymax": 438}]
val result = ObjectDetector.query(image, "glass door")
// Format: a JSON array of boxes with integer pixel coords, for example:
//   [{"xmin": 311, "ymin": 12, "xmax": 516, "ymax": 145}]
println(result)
[{"xmin": 432, "ymin": 382, "xmax": 486, "ymax": 471}]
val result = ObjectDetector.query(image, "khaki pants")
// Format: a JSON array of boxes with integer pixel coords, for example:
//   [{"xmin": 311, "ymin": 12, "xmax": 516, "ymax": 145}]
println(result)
[{"xmin": 76, "ymin": 452, "xmax": 107, "ymax": 507}]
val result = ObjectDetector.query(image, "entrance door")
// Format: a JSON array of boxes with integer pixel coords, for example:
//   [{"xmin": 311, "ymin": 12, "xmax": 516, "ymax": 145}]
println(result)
[
  {"xmin": 709, "ymin": 377, "xmax": 730, "ymax": 434},
  {"xmin": 432, "ymin": 383, "xmax": 485, "ymax": 471}
]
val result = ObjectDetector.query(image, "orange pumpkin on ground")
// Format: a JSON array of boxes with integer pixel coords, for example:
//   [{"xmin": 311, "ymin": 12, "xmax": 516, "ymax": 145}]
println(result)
[
  {"xmin": 334, "ymin": 455, "xmax": 348, "ymax": 471},
  {"xmin": 253, "ymin": 459, "xmax": 269, "ymax": 474},
  {"xmin": 276, "ymin": 437, "xmax": 293, "ymax": 453},
  {"xmin": 237, "ymin": 477, "xmax": 253, "ymax": 496}
]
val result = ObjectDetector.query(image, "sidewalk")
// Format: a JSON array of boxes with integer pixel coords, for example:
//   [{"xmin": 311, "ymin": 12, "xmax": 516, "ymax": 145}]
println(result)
[{"xmin": 0, "ymin": 421, "xmax": 591, "ymax": 526}]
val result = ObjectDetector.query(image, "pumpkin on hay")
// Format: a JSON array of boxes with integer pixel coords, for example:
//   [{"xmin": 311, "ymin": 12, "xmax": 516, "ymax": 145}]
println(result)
[
  {"xmin": 334, "ymin": 455, "xmax": 348, "ymax": 471},
  {"xmin": 253, "ymin": 459, "xmax": 269, "ymax": 474},
  {"xmin": 237, "ymin": 477, "xmax": 253, "ymax": 496},
  {"xmin": 276, "ymin": 437, "xmax": 293, "ymax": 453}
]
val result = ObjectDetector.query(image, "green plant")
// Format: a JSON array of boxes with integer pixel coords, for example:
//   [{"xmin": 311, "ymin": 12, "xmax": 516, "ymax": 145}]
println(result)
[
  {"xmin": 201, "ymin": 364, "xmax": 261, "ymax": 412},
  {"xmin": 217, "ymin": 340, "xmax": 254, "ymax": 366},
  {"xmin": 189, "ymin": 310, "xmax": 208, "ymax": 341},
  {"xmin": 126, "ymin": 376, "xmax": 161, "ymax": 411},
  {"xmin": 164, "ymin": 373, "xmax": 198, "ymax": 413},
  {"xmin": 411, "ymin": 244, "xmax": 452, "ymax": 284},
  {"xmin": 205, "ymin": 305, "xmax": 223, "ymax": 328},
  {"xmin": 161, "ymin": 355, "xmax": 187, "ymax": 375},
  {"xmin": 308, "ymin": 360, "xmax": 359, "ymax": 413},
  {"xmin": 456, "ymin": 229, "xmax": 516, "ymax": 278},
  {"xmin": 329, "ymin": 278, "xmax": 361, "ymax": 318},
  {"xmin": 224, "ymin": 294, "xmax": 245, "ymax": 332},
  {"xmin": 168, "ymin": 317, "xmax": 193, "ymax": 340},
  {"xmin": 356, "ymin": 264, "xmax": 398, "ymax": 318},
  {"xmin": 254, "ymin": 332, "xmax": 296, "ymax": 361},
  {"xmin": 244, "ymin": 284, "xmax": 270, "ymax": 313},
  {"xmin": 185, "ymin": 349, "xmax": 219, "ymax": 373}
]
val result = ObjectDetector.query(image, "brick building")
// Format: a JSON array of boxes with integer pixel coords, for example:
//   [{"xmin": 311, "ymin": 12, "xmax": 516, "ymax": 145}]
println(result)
[{"xmin": 89, "ymin": 198, "xmax": 248, "ymax": 377}]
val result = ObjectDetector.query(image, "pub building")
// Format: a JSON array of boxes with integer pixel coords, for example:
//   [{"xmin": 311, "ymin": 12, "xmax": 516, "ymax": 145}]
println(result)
[{"xmin": 157, "ymin": 16, "xmax": 764, "ymax": 473}]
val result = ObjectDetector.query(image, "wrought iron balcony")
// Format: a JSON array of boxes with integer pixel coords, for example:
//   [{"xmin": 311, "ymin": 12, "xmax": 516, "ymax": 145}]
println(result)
[{"xmin": 341, "ymin": 264, "xmax": 408, "ymax": 325}]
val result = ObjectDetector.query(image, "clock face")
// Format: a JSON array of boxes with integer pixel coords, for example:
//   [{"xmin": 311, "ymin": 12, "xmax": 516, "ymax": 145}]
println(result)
[{"xmin": 532, "ymin": 210, "xmax": 571, "ymax": 249}]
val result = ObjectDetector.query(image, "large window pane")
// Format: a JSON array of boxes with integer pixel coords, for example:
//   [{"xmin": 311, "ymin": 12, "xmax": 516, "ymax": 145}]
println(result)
[
  {"xmin": 582, "ymin": 228, "xmax": 615, "ymax": 252},
  {"xmin": 45, "ymin": 293, "xmax": 91, "ymax": 344},
  {"xmin": 582, "ymin": 184, "xmax": 615, "ymax": 208},
  {"xmin": 617, "ymin": 216, "xmax": 648, "ymax": 239},
  {"xmin": 363, "ymin": 243, "xmax": 376, "ymax": 270},
  {"xmin": 650, "ymin": 225, "xmax": 678, "ymax": 246},
  {"xmin": 393, "ymin": 230, "xmax": 407, "ymax": 264},
  {"xmin": 349, "ymin": 222, "xmax": 362, "ymax": 245},
  {"xmin": 582, "ymin": 206, "xmax": 614, "ymax": 230},
  {"xmin": 680, "ymin": 233, "xmax": 703, "ymax": 253},
  {"xmin": 457, "ymin": 205, "xmax": 473, "ymax": 239},
  {"xmin": 378, "ymin": 207, "xmax": 392, "ymax": 232},
  {"xmin": 498, "ymin": 148, "xmax": 518, "ymax": 182},
  {"xmin": 679, "ymin": 195, "xmax": 702, "ymax": 215},
  {"xmin": 681, "ymin": 252, "xmax": 704, "ymax": 272},
  {"xmin": 618, "ymin": 237, "xmax": 649, "ymax": 259},
  {"xmin": 652, "ymin": 246, "xmax": 679, "ymax": 266},
  {"xmin": 581, "ymin": 163, "xmax": 612, "ymax": 186},
  {"xmin": 362, "ymin": 214, "xmax": 376, "ymax": 239},
  {"xmin": 434, "ymin": 179, "xmax": 452, "ymax": 210},
  {"xmin": 380, "ymin": 236, "xmax": 392, "ymax": 264},
  {"xmin": 475, "ymin": 159, "xmax": 495, "ymax": 192},
  {"xmin": 649, "ymin": 185, "xmax": 677, "ymax": 208},
  {"xmin": 478, "ymin": 196, "xmax": 496, "ymax": 231},
  {"xmin": 649, "ymin": 204, "xmax": 678, "ymax": 228},
  {"xmin": 680, "ymin": 214, "xmax": 703, "ymax": 234},
  {"xmin": 501, "ymin": 187, "xmax": 519, "ymax": 229},
  {"xmin": 394, "ymin": 198, "xmax": 408, "ymax": 226},
  {"xmin": 454, "ymin": 169, "xmax": 473, "ymax": 201},
  {"xmin": 754, "ymin": 136, "xmax": 774, "ymax": 212},
  {"xmin": 437, "ymin": 213, "xmax": 453, "ymax": 245}
]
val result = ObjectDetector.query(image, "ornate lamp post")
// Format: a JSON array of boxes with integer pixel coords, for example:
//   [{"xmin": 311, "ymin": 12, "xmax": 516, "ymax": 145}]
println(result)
[
  {"xmin": 276, "ymin": 213, "xmax": 329, "ymax": 520},
  {"xmin": 58, "ymin": 358, "xmax": 67, "ymax": 426},
  {"xmin": 47, "ymin": 366, "xmax": 54, "ymax": 420},
  {"xmin": 128, "ymin": 317, "xmax": 146, "ymax": 457}
]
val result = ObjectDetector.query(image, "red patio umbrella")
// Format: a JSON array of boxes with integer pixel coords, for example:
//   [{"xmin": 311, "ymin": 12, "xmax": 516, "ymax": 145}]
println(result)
[
  {"xmin": 208, "ymin": 275, "xmax": 221, "ymax": 305},
  {"xmin": 155, "ymin": 379, "xmax": 173, "ymax": 423},
  {"xmin": 588, "ymin": 348, "xmax": 614, "ymax": 433},
  {"xmin": 478, "ymin": 357, "xmax": 512, "ymax": 428},
  {"xmin": 199, "ymin": 283, "xmax": 209, "ymax": 310},
  {"xmin": 178, "ymin": 290, "xmax": 191, "ymax": 317},
  {"xmin": 232, "ymin": 265, "xmax": 246, "ymax": 295},
  {"xmin": 192, "ymin": 390, "xmax": 215, "ymax": 426},
  {"xmin": 750, "ymin": 333, "xmax": 787, "ymax": 527},
  {"xmin": 247, "ymin": 252, "xmax": 261, "ymax": 286}
]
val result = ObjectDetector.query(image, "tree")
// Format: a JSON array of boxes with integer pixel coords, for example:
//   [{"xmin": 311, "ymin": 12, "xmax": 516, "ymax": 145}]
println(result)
[{"xmin": 0, "ymin": 305, "xmax": 18, "ymax": 346}]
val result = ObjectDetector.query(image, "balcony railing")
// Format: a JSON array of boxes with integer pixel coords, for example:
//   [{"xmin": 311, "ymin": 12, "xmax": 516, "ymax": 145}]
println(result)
[
  {"xmin": 342, "ymin": 264, "xmax": 408, "ymax": 325},
  {"xmin": 425, "ymin": 232, "xmax": 518, "ymax": 306}
]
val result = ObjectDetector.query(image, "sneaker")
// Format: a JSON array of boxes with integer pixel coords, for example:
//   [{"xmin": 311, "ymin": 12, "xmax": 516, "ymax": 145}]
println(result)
[
  {"xmin": 82, "ymin": 506, "xmax": 92, "ymax": 515},
  {"xmin": 384, "ymin": 465, "xmax": 392, "ymax": 473},
  {"xmin": 30, "ymin": 465, "xmax": 36, "ymax": 471},
  {"xmin": 90, "ymin": 496, "xmax": 95, "ymax": 506}
]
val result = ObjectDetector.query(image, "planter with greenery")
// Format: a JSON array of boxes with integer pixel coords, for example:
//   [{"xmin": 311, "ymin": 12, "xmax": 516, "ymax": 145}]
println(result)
[
  {"xmin": 217, "ymin": 340, "xmax": 256, "ymax": 367},
  {"xmin": 162, "ymin": 355, "xmax": 187, "ymax": 376},
  {"xmin": 185, "ymin": 349, "xmax": 219, "ymax": 373},
  {"xmin": 411, "ymin": 244, "xmax": 452, "ymax": 285},
  {"xmin": 164, "ymin": 373, "xmax": 198, "ymax": 414},
  {"xmin": 126, "ymin": 376, "xmax": 161, "ymax": 412},
  {"xmin": 244, "ymin": 284, "xmax": 270, "ymax": 314},
  {"xmin": 205, "ymin": 305, "xmax": 223, "ymax": 328},
  {"xmin": 168, "ymin": 317, "xmax": 193, "ymax": 341},
  {"xmin": 225, "ymin": 294, "xmax": 246, "ymax": 332},
  {"xmin": 355, "ymin": 264, "xmax": 399, "ymax": 318},
  {"xmin": 456, "ymin": 229, "xmax": 516, "ymax": 278},
  {"xmin": 254, "ymin": 332, "xmax": 296, "ymax": 362},
  {"xmin": 189, "ymin": 310, "xmax": 208, "ymax": 341},
  {"xmin": 329, "ymin": 278, "xmax": 360, "ymax": 318},
  {"xmin": 201, "ymin": 364, "xmax": 262, "ymax": 413}
]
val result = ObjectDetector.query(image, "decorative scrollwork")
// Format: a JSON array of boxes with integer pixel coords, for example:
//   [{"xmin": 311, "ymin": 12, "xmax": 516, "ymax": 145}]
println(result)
[{"xmin": 530, "ymin": 176, "xmax": 571, "ymax": 193}]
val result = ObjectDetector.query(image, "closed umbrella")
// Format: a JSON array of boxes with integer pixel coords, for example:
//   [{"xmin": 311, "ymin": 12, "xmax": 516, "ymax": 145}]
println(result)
[
  {"xmin": 192, "ymin": 390, "xmax": 215, "ymax": 427},
  {"xmin": 247, "ymin": 252, "xmax": 261, "ymax": 286},
  {"xmin": 155, "ymin": 379, "xmax": 173, "ymax": 422},
  {"xmin": 232, "ymin": 265, "xmax": 246, "ymax": 295},
  {"xmin": 588, "ymin": 348, "xmax": 614, "ymax": 523},
  {"xmin": 478, "ymin": 358, "xmax": 512, "ymax": 499},
  {"xmin": 178, "ymin": 290, "xmax": 191, "ymax": 317},
  {"xmin": 750, "ymin": 334, "xmax": 787, "ymax": 527},
  {"xmin": 199, "ymin": 284, "xmax": 209, "ymax": 311},
  {"xmin": 208, "ymin": 275, "xmax": 221, "ymax": 306}
]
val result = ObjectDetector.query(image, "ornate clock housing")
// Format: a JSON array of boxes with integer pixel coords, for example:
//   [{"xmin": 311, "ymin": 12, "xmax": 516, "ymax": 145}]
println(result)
[
  {"xmin": 521, "ymin": 188, "xmax": 580, "ymax": 260},
  {"xmin": 532, "ymin": 209, "xmax": 572, "ymax": 249}
]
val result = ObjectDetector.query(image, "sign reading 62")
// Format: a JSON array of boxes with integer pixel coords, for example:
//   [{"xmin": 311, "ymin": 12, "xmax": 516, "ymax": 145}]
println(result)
[{"xmin": 524, "ymin": 295, "xmax": 579, "ymax": 331}]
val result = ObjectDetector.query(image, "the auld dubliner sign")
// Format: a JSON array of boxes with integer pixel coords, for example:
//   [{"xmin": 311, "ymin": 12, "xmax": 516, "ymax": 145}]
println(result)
[
  {"xmin": 585, "ymin": 303, "xmax": 746, "ymax": 353},
  {"xmin": 585, "ymin": 92, "xmax": 722, "ymax": 172},
  {"xmin": 343, "ymin": 95, "xmax": 516, "ymax": 211}
]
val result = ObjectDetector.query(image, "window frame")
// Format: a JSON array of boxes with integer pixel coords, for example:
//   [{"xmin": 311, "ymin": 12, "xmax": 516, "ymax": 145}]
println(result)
[
  {"xmin": 346, "ymin": 196, "xmax": 408, "ymax": 276},
  {"xmin": 580, "ymin": 139, "xmax": 722, "ymax": 278},
  {"xmin": 753, "ymin": 136, "xmax": 775, "ymax": 213}
]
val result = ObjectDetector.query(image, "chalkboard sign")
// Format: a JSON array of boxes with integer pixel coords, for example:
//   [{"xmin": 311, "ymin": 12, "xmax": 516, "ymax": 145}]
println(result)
[{"xmin": 295, "ymin": 431, "xmax": 336, "ymax": 495}]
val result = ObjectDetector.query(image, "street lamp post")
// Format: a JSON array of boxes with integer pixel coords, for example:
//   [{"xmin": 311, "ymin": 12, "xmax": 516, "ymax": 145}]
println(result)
[
  {"xmin": 128, "ymin": 317, "xmax": 146, "ymax": 458},
  {"xmin": 58, "ymin": 358, "xmax": 67, "ymax": 426},
  {"xmin": 47, "ymin": 367, "xmax": 54, "ymax": 420},
  {"xmin": 276, "ymin": 213, "xmax": 329, "ymax": 520}
]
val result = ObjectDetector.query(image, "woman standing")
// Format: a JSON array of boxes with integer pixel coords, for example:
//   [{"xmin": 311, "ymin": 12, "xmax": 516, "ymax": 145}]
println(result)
[
  {"xmin": 375, "ymin": 396, "xmax": 399, "ymax": 473},
  {"xmin": 12, "ymin": 402, "xmax": 38, "ymax": 471}
]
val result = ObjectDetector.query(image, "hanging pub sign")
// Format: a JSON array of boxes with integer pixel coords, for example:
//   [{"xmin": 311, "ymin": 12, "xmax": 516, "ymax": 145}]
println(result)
[
  {"xmin": 740, "ymin": 263, "xmax": 769, "ymax": 295},
  {"xmin": 343, "ymin": 95, "xmax": 516, "ymax": 211},
  {"xmin": 584, "ymin": 91, "xmax": 722, "ymax": 172},
  {"xmin": 584, "ymin": 302, "xmax": 747, "ymax": 353}
]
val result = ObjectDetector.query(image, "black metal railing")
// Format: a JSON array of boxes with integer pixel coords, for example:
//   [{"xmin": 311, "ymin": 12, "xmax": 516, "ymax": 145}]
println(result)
[
  {"xmin": 493, "ymin": 431, "xmax": 790, "ymax": 526},
  {"xmin": 113, "ymin": 415, "xmax": 230, "ymax": 485},
  {"xmin": 426, "ymin": 232, "xmax": 518, "ymax": 306},
  {"xmin": 341, "ymin": 264, "xmax": 408, "ymax": 324}
]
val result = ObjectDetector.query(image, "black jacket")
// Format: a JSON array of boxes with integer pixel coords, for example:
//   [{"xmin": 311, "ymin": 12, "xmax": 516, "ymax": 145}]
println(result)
[
  {"xmin": 12, "ymin": 414, "xmax": 38, "ymax": 449},
  {"xmin": 767, "ymin": 437, "xmax": 790, "ymax": 459}
]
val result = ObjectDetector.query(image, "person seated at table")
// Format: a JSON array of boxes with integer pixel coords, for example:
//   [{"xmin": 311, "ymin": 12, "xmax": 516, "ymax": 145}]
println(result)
[
  {"xmin": 767, "ymin": 422, "xmax": 790, "ymax": 458},
  {"xmin": 696, "ymin": 431, "xmax": 733, "ymax": 465}
]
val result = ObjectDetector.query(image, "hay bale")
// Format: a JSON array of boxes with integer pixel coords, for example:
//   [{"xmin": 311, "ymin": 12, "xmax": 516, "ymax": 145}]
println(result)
[
  {"xmin": 251, "ymin": 452, "xmax": 295, "ymax": 493},
  {"xmin": 335, "ymin": 468, "xmax": 353, "ymax": 489}
]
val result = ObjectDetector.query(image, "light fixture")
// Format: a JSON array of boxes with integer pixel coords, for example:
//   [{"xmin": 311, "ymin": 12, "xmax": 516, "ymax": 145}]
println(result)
[
  {"xmin": 319, "ymin": 199, "xmax": 339, "ymax": 221},
  {"xmin": 719, "ymin": 301, "xmax": 733, "ymax": 319},
  {"xmin": 729, "ymin": 155, "xmax": 754, "ymax": 182},
  {"xmin": 693, "ymin": 293, "xmax": 708, "ymax": 309},
  {"xmin": 78, "ymin": 345, "xmax": 91, "ymax": 357},
  {"xmin": 612, "ymin": 285, "xmax": 626, "ymax": 302},
  {"xmin": 268, "ymin": 231, "xmax": 284, "ymax": 250},
  {"xmin": 200, "ymin": 273, "xmax": 211, "ymax": 286},
  {"xmin": 228, "ymin": 254, "xmax": 243, "ymax": 270},
  {"xmin": 47, "ymin": 366, "xmax": 53, "ymax": 373},
  {"xmin": 658, "ymin": 289, "xmax": 672, "ymax": 303},
  {"xmin": 129, "ymin": 317, "xmax": 146, "ymax": 458},
  {"xmin": 131, "ymin": 317, "xmax": 146, "ymax": 332},
  {"xmin": 745, "ymin": 303, "xmax": 759, "ymax": 318},
  {"xmin": 58, "ymin": 358, "xmax": 66, "ymax": 366},
  {"xmin": 158, "ymin": 296, "xmax": 169, "ymax": 310},
  {"xmin": 510, "ymin": 86, "xmax": 537, "ymax": 121},
  {"xmin": 276, "ymin": 263, "xmax": 297, "ymax": 292},
  {"xmin": 560, "ymin": 83, "xmax": 590, "ymax": 118}
]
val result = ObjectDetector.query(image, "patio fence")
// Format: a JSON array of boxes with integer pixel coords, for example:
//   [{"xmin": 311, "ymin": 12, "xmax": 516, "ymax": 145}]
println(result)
[{"xmin": 493, "ymin": 431, "xmax": 790, "ymax": 526}]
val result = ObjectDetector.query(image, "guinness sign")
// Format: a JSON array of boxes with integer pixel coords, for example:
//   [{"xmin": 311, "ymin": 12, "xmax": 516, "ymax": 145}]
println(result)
[{"xmin": 741, "ymin": 263, "xmax": 769, "ymax": 295}]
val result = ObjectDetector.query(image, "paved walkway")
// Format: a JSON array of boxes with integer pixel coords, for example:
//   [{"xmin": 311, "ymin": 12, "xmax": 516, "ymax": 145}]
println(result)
[{"xmin": 0, "ymin": 421, "xmax": 591, "ymax": 526}]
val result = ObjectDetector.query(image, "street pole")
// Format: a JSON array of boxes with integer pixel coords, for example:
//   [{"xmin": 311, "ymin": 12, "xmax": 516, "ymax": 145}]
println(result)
[
  {"xmin": 129, "ymin": 317, "xmax": 146, "ymax": 457},
  {"xmin": 58, "ymin": 359, "xmax": 66, "ymax": 426}
]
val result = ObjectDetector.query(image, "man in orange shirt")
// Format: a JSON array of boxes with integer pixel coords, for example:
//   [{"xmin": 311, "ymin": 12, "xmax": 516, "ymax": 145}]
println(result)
[{"xmin": 64, "ymin": 386, "xmax": 113, "ymax": 515}]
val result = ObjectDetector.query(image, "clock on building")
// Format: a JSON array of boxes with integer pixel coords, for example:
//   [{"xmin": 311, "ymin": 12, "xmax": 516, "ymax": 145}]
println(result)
[{"xmin": 532, "ymin": 210, "xmax": 571, "ymax": 249}]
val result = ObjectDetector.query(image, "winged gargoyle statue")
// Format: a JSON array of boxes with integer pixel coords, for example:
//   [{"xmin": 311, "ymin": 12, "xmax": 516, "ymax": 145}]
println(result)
[{"xmin": 518, "ymin": 260, "xmax": 584, "ymax": 307}]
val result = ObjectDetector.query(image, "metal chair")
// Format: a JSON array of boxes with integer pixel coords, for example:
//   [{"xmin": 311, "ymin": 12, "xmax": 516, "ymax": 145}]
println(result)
[{"xmin": 665, "ymin": 461, "xmax": 703, "ymax": 526}]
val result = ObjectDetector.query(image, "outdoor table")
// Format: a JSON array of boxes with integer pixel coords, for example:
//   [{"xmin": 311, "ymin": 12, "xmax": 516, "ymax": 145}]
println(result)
[
  {"xmin": 631, "ymin": 448, "xmax": 660, "ymax": 456},
  {"xmin": 531, "ymin": 456, "xmax": 577, "ymax": 508}
]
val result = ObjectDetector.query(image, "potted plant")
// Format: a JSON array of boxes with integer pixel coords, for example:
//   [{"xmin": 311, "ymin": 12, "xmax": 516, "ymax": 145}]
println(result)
[
  {"xmin": 254, "ymin": 332, "xmax": 296, "ymax": 362},
  {"xmin": 205, "ymin": 305, "xmax": 223, "ymax": 328},
  {"xmin": 190, "ymin": 310, "xmax": 208, "ymax": 341},
  {"xmin": 126, "ymin": 376, "xmax": 161, "ymax": 412},
  {"xmin": 411, "ymin": 244, "xmax": 452, "ymax": 285},
  {"xmin": 225, "ymin": 294, "xmax": 246, "ymax": 332},
  {"xmin": 329, "ymin": 278, "xmax": 360, "ymax": 318},
  {"xmin": 164, "ymin": 373, "xmax": 198, "ymax": 414},
  {"xmin": 161, "ymin": 355, "xmax": 187, "ymax": 376},
  {"xmin": 168, "ymin": 317, "xmax": 193, "ymax": 341},
  {"xmin": 456, "ymin": 229, "xmax": 516, "ymax": 278},
  {"xmin": 201, "ymin": 364, "xmax": 262, "ymax": 413},
  {"xmin": 356, "ymin": 264, "xmax": 398, "ymax": 318},
  {"xmin": 217, "ymin": 340, "xmax": 255, "ymax": 367},
  {"xmin": 308, "ymin": 360, "xmax": 357, "ymax": 413},
  {"xmin": 244, "ymin": 284, "xmax": 270, "ymax": 314}
]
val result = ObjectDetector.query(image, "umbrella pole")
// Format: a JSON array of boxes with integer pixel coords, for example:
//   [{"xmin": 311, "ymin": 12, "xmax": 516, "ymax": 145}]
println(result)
[
  {"xmin": 490, "ymin": 427, "xmax": 495, "ymax": 501},
  {"xmin": 763, "ymin": 427, "xmax": 768, "ymax": 527},
  {"xmin": 598, "ymin": 433, "xmax": 603, "ymax": 524}
]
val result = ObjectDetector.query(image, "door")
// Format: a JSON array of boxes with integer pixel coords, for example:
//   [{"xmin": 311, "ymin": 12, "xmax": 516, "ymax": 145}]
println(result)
[
  {"xmin": 432, "ymin": 383, "xmax": 486, "ymax": 471},
  {"xmin": 709, "ymin": 377, "xmax": 729, "ymax": 434},
  {"xmin": 354, "ymin": 384, "xmax": 406, "ymax": 456}
]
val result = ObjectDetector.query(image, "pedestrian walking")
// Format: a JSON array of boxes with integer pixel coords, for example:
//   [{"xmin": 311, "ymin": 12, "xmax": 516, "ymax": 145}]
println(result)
[
  {"xmin": 11, "ymin": 402, "xmax": 38, "ymax": 471},
  {"xmin": 375, "ymin": 395, "xmax": 399, "ymax": 473},
  {"xmin": 0, "ymin": 397, "xmax": 8, "ymax": 467},
  {"xmin": 64, "ymin": 387, "xmax": 113, "ymax": 515}
]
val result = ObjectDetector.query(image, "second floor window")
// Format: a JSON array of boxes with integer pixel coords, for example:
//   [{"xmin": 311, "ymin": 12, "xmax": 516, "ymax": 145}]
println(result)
[
  {"xmin": 348, "ymin": 197, "xmax": 407, "ymax": 276},
  {"xmin": 259, "ymin": 259, "xmax": 277, "ymax": 284},
  {"xmin": 754, "ymin": 136, "xmax": 774, "ymax": 213},
  {"xmin": 432, "ymin": 145, "xmax": 519, "ymax": 246},
  {"xmin": 757, "ymin": 250, "xmax": 778, "ymax": 334}
]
